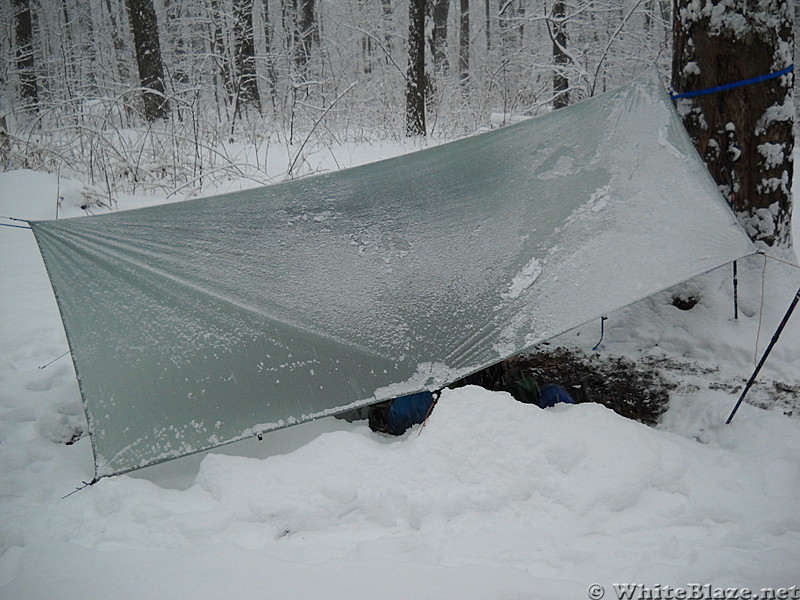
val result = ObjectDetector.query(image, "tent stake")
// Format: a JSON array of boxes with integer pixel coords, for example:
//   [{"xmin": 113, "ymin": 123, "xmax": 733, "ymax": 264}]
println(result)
[{"xmin": 726, "ymin": 286, "xmax": 800, "ymax": 424}]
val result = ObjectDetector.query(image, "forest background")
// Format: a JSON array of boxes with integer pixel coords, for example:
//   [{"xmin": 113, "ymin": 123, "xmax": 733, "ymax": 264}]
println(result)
[{"xmin": 0, "ymin": 0, "xmax": 797, "ymax": 239}]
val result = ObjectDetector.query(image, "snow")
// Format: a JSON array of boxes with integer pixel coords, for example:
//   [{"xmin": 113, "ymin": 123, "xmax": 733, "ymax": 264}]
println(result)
[
  {"xmin": 1, "ymin": 141, "xmax": 800, "ymax": 598},
  {"xmin": 503, "ymin": 257, "xmax": 543, "ymax": 299},
  {"xmin": 758, "ymin": 142, "xmax": 787, "ymax": 169}
]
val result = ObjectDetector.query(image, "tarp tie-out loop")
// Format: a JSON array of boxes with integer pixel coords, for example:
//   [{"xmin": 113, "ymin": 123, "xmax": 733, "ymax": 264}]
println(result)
[
  {"xmin": 39, "ymin": 350, "xmax": 71, "ymax": 370},
  {"xmin": 759, "ymin": 250, "xmax": 800, "ymax": 271},
  {"xmin": 417, "ymin": 390, "xmax": 441, "ymax": 435},
  {"xmin": 670, "ymin": 64, "xmax": 794, "ymax": 101},
  {"xmin": 592, "ymin": 316, "xmax": 608, "ymax": 352},
  {"xmin": 61, "ymin": 478, "xmax": 99, "ymax": 500}
]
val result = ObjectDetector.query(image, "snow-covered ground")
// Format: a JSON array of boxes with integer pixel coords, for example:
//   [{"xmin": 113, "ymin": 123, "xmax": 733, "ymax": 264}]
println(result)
[{"xmin": 1, "ymin": 142, "xmax": 799, "ymax": 599}]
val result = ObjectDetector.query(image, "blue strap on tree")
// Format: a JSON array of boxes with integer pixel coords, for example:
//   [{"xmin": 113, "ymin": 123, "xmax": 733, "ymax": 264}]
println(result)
[{"xmin": 670, "ymin": 65, "xmax": 794, "ymax": 101}]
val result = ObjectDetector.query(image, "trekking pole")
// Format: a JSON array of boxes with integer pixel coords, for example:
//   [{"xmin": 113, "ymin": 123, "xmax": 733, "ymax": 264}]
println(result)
[
  {"xmin": 726, "ymin": 286, "xmax": 800, "ymax": 424},
  {"xmin": 732, "ymin": 261, "xmax": 739, "ymax": 320}
]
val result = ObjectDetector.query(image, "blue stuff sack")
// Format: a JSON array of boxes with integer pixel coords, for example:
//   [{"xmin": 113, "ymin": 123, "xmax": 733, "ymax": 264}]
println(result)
[
  {"xmin": 386, "ymin": 391, "xmax": 436, "ymax": 435},
  {"xmin": 538, "ymin": 383, "xmax": 576, "ymax": 408}
]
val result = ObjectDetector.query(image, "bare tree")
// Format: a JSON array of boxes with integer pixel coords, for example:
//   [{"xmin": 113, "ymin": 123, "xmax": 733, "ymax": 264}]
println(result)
[
  {"xmin": 13, "ymin": 0, "xmax": 38, "ymax": 109},
  {"xmin": 550, "ymin": 0, "xmax": 568, "ymax": 108},
  {"xmin": 125, "ymin": 0, "xmax": 169, "ymax": 121},
  {"xmin": 406, "ymin": 0, "xmax": 426, "ymax": 136},
  {"xmin": 459, "ymin": 0, "xmax": 470, "ymax": 86},
  {"xmin": 102, "ymin": 0, "xmax": 134, "ymax": 93},
  {"xmin": 295, "ymin": 0, "xmax": 319, "ymax": 71},
  {"xmin": 261, "ymin": 0, "xmax": 277, "ymax": 108},
  {"xmin": 672, "ymin": 0, "xmax": 794, "ymax": 247},
  {"xmin": 233, "ymin": 0, "xmax": 260, "ymax": 115},
  {"xmin": 484, "ymin": 0, "xmax": 491, "ymax": 53},
  {"xmin": 430, "ymin": 0, "xmax": 450, "ymax": 75}
]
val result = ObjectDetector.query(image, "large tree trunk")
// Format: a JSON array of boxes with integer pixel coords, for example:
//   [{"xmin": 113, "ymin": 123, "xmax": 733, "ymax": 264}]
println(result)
[
  {"xmin": 126, "ymin": 0, "xmax": 169, "ymax": 121},
  {"xmin": 672, "ymin": 0, "xmax": 793, "ymax": 247},
  {"xmin": 405, "ymin": 0, "xmax": 426, "ymax": 136},
  {"xmin": 551, "ymin": 0, "xmax": 569, "ymax": 109},
  {"xmin": 13, "ymin": 0, "xmax": 38, "ymax": 109},
  {"xmin": 233, "ymin": 0, "xmax": 261, "ymax": 115}
]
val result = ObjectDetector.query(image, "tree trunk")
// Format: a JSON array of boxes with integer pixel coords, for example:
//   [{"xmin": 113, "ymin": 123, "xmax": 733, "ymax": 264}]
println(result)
[
  {"xmin": 498, "ymin": 0, "xmax": 518, "ymax": 52},
  {"xmin": 125, "ymin": 0, "xmax": 169, "ymax": 121},
  {"xmin": 262, "ymin": 0, "xmax": 277, "ymax": 108},
  {"xmin": 295, "ymin": 0, "xmax": 319, "ymax": 71},
  {"xmin": 209, "ymin": 0, "xmax": 235, "ymax": 112},
  {"xmin": 672, "ymin": 0, "xmax": 794, "ymax": 247},
  {"xmin": 484, "ymin": 0, "xmax": 491, "ymax": 53},
  {"xmin": 233, "ymin": 0, "xmax": 261, "ymax": 114},
  {"xmin": 103, "ymin": 0, "xmax": 133, "ymax": 89},
  {"xmin": 406, "ymin": 0, "xmax": 426, "ymax": 136},
  {"xmin": 551, "ymin": 0, "xmax": 569, "ymax": 109},
  {"xmin": 430, "ymin": 0, "xmax": 450, "ymax": 75},
  {"xmin": 459, "ymin": 0, "xmax": 470, "ymax": 86},
  {"xmin": 13, "ymin": 0, "xmax": 38, "ymax": 109},
  {"xmin": 381, "ymin": 0, "xmax": 394, "ymax": 60}
]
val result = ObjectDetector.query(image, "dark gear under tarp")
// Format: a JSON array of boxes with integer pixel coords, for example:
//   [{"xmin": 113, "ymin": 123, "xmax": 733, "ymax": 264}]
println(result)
[{"xmin": 31, "ymin": 67, "xmax": 755, "ymax": 479}]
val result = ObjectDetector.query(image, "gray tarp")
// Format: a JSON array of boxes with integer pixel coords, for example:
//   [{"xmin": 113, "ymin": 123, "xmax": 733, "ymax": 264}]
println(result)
[{"xmin": 32, "ymin": 68, "xmax": 755, "ymax": 479}]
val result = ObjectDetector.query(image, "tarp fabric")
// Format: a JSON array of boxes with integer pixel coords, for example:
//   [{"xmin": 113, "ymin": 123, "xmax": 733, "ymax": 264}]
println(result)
[{"xmin": 31, "ymin": 67, "xmax": 755, "ymax": 479}]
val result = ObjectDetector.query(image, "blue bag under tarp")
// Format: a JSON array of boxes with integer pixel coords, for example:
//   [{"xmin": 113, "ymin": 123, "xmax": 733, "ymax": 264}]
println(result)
[
  {"xmin": 386, "ymin": 392, "xmax": 436, "ymax": 435},
  {"xmin": 538, "ymin": 383, "xmax": 576, "ymax": 408}
]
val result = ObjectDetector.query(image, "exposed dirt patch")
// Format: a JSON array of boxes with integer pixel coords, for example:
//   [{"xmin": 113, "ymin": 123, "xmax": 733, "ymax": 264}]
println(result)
[{"xmin": 451, "ymin": 347, "xmax": 673, "ymax": 426}]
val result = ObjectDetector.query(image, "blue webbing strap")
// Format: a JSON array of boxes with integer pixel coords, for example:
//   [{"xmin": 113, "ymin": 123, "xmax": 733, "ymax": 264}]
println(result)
[
  {"xmin": 670, "ymin": 64, "xmax": 794, "ymax": 101},
  {"xmin": 592, "ymin": 315, "xmax": 608, "ymax": 352}
]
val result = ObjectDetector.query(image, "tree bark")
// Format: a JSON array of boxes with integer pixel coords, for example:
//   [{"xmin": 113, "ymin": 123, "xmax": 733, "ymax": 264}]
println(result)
[
  {"xmin": 233, "ymin": 0, "xmax": 261, "ymax": 114},
  {"xmin": 406, "ymin": 0, "xmax": 426, "ymax": 136},
  {"xmin": 672, "ymin": 0, "xmax": 794, "ymax": 247},
  {"xmin": 125, "ymin": 0, "xmax": 169, "ymax": 121},
  {"xmin": 13, "ymin": 0, "xmax": 38, "ymax": 109},
  {"xmin": 551, "ymin": 0, "xmax": 569, "ymax": 109}
]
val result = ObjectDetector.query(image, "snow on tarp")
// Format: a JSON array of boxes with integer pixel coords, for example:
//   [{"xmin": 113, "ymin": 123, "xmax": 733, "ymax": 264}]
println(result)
[{"xmin": 30, "ymin": 67, "xmax": 755, "ymax": 479}]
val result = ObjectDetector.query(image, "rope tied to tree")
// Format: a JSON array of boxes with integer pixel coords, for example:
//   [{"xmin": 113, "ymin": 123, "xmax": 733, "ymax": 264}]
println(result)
[{"xmin": 669, "ymin": 64, "xmax": 794, "ymax": 101}]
